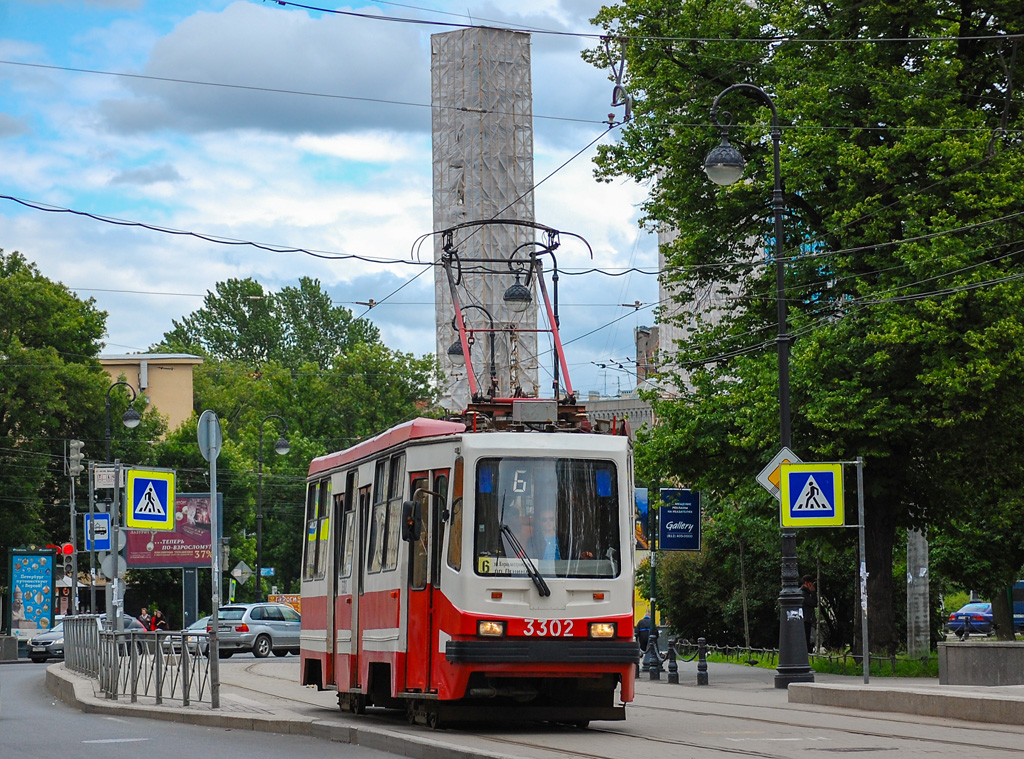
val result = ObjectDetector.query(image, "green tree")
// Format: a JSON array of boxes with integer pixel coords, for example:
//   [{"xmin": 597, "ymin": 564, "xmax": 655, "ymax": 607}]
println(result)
[
  {"xmin": 161, "ymin": 276, "xmax": 379, "ymax": 368},
  {"xmin": 149, "ymin": 275, "xmax": 439, "ymax": 604},
  {"xmin": 0, "ymin": 250, "xmax": 106, "ymax": 571},
  {"xmin": 589, "ymin": 0, "xmax": 1024, "ymax": 651}
]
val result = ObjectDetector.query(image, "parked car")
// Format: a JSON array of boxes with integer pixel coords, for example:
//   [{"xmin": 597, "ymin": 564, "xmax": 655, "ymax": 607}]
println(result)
[
  {"xmin": 28, "ymin": 615, "xmax": 147, "ymax": 662},
  {"xmin": 947, "ymin": 602, "xmax": 994, "ymax": 638},
  {"xmin": 1013, "ymin": 581, "xmax": 1023, "ymax": 633},
  {"xmin": 212, "ymin": 602, "xmax": 301, "ymax": 658},
  {"xmin": 28, "ymin": 622, "xmax": 66, "ymax": 662},
  {"xmin": 162, "ymin": 616, "xmax": 211, "ymax": 655}
]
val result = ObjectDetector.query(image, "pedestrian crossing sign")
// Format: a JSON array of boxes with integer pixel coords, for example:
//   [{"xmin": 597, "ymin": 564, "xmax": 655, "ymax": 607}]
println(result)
[
  {"xmin": 126, "ymin": 468, "xmax": 176, "ymax": 530},
  {"xmin": 780, "ymin": 462, "xmax": 844, "ymax": 527}
]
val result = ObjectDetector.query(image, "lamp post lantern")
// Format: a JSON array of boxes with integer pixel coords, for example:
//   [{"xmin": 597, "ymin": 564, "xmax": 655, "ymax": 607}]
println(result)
[
  {"xmin": 256, "ymin": 414, "xmax": 289, "ymax": 602},
  {"xmin": 704, "ymin": 83, "xmax": 812, "ymax": 687},
  {"xmin": 449, "ymin": 305, "xmax": 498, "ymax": 401},
  {"xmin": 104, "ymin": 380, "xmax": 141, "ymax": 463}
]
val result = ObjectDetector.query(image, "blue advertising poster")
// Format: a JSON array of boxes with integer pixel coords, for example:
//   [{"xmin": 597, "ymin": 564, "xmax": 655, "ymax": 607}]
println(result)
[
  {"xmin": 634, "ymin": 488, "xmax": 649, "ymax": 549},
  {"xmin": 7, "ymin": 548, "xmax": 57, "ymax": 639},
  {"xmin": 659, "ymin": 489, "xmax": 701, "ymax": 552}
]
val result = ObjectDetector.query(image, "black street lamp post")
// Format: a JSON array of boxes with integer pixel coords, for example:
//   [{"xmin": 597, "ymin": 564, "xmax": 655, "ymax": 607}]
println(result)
[
  {"xmin": 256, "ymin": 415, "xmax": 290, "ymax": 602},
  {"xmin": 104, "ymin": 380, "xmax": 142, "ymax": 463},
  {"xmin": 102, "ymin": 379, "xmax": 141, "ymax": 631},
  {"xmin": 703, "ymin": 83, "xmax": 813, "ymax": 688}
]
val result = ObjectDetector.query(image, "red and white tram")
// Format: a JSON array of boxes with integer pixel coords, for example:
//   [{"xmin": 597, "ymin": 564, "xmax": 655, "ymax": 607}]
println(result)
[
  {"xmin": 299, "ymin": 407, "xmax": 637, "ymax": 726},
  {"xmin": 300, "ymin": 221, "xmax": 639, "ymax": 726}
]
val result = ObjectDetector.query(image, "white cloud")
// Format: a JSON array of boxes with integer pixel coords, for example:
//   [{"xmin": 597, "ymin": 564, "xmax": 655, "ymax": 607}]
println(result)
[
  {"xmin": 98, "ymin": 2, "xmax": 432, "ymax": 136},
  {"xmin": 1, "ymin": 0, "xmax": 657, "ymax": 396}
]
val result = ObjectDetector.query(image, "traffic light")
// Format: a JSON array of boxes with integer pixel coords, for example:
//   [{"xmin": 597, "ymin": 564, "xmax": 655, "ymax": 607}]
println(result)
[
  {"xmin": 69, "ymin": 439, "xmax": 85, "ymax": 476},
  {"xmin": 60, "ymin": 542, "xmax": 74, "ymax": 580}
]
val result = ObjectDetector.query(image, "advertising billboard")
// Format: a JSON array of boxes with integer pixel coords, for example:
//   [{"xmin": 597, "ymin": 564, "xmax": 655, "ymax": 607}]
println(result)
[
  {"xmin": 7, "ymin": 547, "xmax": 57, "ymax": 639},
  {"xmin": 659, "ymin": 488, "xmax": 702, "ymax": 552},
  {"xmin": 124, "ymin": 493, "xmax": 222, "ymax": 569}
]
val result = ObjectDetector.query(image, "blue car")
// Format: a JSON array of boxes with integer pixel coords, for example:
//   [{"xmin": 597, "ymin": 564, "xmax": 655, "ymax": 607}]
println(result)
[{"xmin": 947, "ymin": 602, "xmax": 994, "ymax": 638}]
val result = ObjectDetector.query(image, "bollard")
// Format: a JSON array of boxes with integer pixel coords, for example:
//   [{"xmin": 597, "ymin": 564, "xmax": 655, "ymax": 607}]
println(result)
[
  {"xmin": 697, "ymin": 637, "xmax": 709, "ymax": 686},
  {"xmin": 646, "ymin": 628, "xmax": 663, "ymax": 681},
  {"xmin": 667, "ymin": 638, "xmax": 679, "ymax": 684}
]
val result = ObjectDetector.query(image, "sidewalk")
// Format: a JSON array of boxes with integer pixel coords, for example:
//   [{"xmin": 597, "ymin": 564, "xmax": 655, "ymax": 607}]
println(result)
[{"xmin": 44, "ymin": 658, "xmax": 1024, "ymax": 757}]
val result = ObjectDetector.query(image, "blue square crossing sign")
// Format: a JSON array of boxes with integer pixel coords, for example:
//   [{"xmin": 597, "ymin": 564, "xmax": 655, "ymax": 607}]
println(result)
[
  {"xmin": 780, "ymin": 462, "xmax": 844, "ymax": 527},
  {"xmin": 126, "ymin": 468, "xmax": 176, "ymax": 531}
]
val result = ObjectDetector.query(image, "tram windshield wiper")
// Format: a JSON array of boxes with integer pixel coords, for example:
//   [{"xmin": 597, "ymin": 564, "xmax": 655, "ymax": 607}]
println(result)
[{"xmin": 500, "ymin": 523, "xmax": 550, "ymax": 597}]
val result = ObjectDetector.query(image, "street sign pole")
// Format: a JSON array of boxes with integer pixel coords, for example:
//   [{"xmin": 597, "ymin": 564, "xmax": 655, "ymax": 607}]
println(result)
[
  {"xmin": 857, "ymin": 456, "xmax": 869, "ymax": 684},
  {"xmin": 69, "ymin": 469, "xmax": 78, "ymax": 614},
  {"xmin": 106, "ymin": 461, "xmax": 122, "ymax": 632},
  {"xmin": 198, "ymin": 410, "xmax": 223, "ymax": 709},
  {"xmin": 88, "ymin": 462, "xmax": 96, "ymax": 615}
]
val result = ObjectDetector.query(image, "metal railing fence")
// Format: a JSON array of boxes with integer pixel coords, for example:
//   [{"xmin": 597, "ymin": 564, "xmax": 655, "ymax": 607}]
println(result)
[{"xmin": 64, "ymin": 615, "xmax": 212, "ymax": 706}]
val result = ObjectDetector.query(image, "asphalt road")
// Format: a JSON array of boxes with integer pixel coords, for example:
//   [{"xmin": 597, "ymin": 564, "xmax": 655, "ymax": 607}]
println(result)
[
  {"xmin": 11, "ymin": 653, "xmax": 1024, "ymax": 759},
  {"xmin": 0, "ymin": 661, "xmax": 392, "ymax": 759}
]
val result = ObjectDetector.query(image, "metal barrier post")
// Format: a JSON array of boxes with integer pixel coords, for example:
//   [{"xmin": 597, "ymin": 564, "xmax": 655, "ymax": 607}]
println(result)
[
  {"xmin": 181, "ymin": 633, "xmax": 191, "ymax": 707},
  {"xmin": 130, "ymin": 634, "xmax": 138, "ymax": 703},
  {"xmin": 646, "ymin": 628, "xmax": 663, "ymax": 681},
  {"xmin": 155, "ymin": 632, "xmax": 163, "ymax": 705},
  {"xmin": 667, "ymin": 638, "xmax": 679, "ymax": 684},
  {"xmin": 697, "ymin": 637, "xmax": 709, "ymax": 685}
]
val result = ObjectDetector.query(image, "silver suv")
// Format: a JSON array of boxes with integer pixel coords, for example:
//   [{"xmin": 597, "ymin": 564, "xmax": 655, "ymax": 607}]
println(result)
[{"xmin": 212, "ymin": 602, "xmax": 301, "ymax": 658}]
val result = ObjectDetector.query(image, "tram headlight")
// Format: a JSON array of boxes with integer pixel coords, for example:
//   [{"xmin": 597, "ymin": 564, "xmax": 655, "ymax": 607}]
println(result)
[
  {"xmin": 477, "ymin": 620, "xmax": 506, "ymax": 637},
  {"xmin": 588, "ymin": 622, "xmax": 616, "ymax": 639}
]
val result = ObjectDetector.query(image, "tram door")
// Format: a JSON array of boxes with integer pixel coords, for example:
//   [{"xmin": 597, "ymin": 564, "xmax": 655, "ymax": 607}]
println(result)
[
  {"xmin": 351, "ymin": 484, "xmax": 371, "ymax": 690},
  {"xmin": 330, "ymin": 470, "xmax": 357, "ymax": 689},
  {"xmin": 405, "ymin": 469, "xmax": 448, "ymax": 692}
]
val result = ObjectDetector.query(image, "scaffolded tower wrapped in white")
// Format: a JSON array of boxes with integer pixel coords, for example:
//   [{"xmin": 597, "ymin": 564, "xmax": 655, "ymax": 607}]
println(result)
[{"xmin": 431, "ymin": 28, "xmax": 540, "ymax": 410}]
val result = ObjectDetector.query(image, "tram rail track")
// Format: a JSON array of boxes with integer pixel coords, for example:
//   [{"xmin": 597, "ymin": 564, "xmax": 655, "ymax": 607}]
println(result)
[{"xmin": 223, "ymin": 660, "xmax": 1024, "ymax": 758}]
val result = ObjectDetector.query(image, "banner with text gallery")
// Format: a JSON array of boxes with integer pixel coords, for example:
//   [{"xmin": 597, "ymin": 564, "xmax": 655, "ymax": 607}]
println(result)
[{"xmin": 658, "ymin": 489, "xmax": 701, "ymax": 552}]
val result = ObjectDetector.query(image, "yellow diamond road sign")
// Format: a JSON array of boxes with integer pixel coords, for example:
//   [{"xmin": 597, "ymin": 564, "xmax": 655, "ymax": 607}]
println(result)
[
  {"xmin": 780, "ymin": 462, "xmax": 844, "ymax": 527},
  {"xmin": 126, "ymin": 468, "xmax": 176, "ymax": 531},
  {"xmin": 757, "ymin": 447, "xmax": 802, "ymax": 501}
]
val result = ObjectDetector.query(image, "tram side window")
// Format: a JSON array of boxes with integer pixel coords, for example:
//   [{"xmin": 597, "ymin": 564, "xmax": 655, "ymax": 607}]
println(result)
[
  {"xmin": 383, "ymin": 454, "xmax": 406, "ymax": 571},
  {"xmin": 432, "ymin": 472, "xmax": 449, "ymax": 585},
  {"xmin": 303, "ymin": 482, "xmax": 318, "ymax": 580},
  {"xmin": 367, "ymin": 460, "xmax": 388, "ymax": 573},
  {"xmin": 315, "ymin": 479, "xmax": 331, "ymax": 578},
  {"xmin": 303, "ymin": 480, "xmax": 330, "ymax": 580},
  {"xmin": 446, "ymin": 457, "xmax": 464, "ymax": 571},
  {"xmin": 409, "ymin": 475, "xmax": 429, "ymax": 589},
  {"xmin": 337, "ymin": 475, "xmax": 357, "ymax": 581}
]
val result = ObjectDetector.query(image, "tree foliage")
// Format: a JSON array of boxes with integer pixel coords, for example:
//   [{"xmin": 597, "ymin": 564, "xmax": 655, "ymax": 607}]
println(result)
[
  {"xmin": 151, "ymin": 276, "xmax": 440, "ymax": 604},
  {"xmin": 162, "ymin": 276, "xmax": 380, "ymax": 368},
  {"xmin": 0, "ymin": 250, "xmax": 107, "ymax": 567},
  {"xmin": 589, "ymin": 0, "xmax": 1024, "ymax": 650}
]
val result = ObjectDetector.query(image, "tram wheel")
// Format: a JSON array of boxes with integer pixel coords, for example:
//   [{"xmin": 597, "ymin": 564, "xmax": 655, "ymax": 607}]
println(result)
[{"xmin": 426, "ymin": 710, "xmax": 441, "ymax": 730}]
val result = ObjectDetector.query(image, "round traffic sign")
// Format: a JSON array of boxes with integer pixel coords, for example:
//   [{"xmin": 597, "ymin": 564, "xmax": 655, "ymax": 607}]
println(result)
[
  {"xmin": 101, "ymin": 553, "xmax": 127, "ymax": 579},
  {"xmin": 198, "ymin": 409, "xmax": 222, "ymax": 462}
]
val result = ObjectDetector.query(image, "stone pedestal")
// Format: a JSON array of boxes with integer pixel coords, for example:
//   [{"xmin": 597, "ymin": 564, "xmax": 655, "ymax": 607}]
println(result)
[
  {"xmin": 0, "ymin": 636, "xmax": 18, "ymax": 661},
  {"xmin": 939, "ymin": 641, "xmax": 1024, "ymax": 686}
]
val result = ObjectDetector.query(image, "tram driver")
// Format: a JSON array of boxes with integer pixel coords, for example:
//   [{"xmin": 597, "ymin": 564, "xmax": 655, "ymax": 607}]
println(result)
[{"xmin": 530, "ymin": 506, "xmax": 561, "ymax": 560}]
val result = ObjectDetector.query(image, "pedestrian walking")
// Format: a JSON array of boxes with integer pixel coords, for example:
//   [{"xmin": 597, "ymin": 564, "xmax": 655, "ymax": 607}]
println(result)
[{"xmin": 801, "ymin": 576, "xmax": 817, "ymax": 652}]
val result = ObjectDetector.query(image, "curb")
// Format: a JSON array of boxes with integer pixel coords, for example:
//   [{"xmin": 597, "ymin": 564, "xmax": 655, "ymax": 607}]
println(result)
[
  {"xmin": 789, "ymin": 682, "xmax": 1024, "ymax": 726},
  {"xmin": 46, "ymin": 665, "xmax": 527, "ymax": 759}
]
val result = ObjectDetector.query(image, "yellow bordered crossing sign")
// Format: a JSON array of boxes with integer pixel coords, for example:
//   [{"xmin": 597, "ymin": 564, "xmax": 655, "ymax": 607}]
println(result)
[
  {"xmin": 126, "ymin": 468, "xmax": 176, "ymax": 530},
  {"xmin": 780, "ymin": 462, "xmax": 844, "ymax": 527}
]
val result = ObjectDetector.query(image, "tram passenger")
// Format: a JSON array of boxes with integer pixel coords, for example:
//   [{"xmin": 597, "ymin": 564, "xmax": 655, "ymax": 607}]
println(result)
[{"xmin": 530, "ymin": 507, "xmax": 561, "ymax": 560}]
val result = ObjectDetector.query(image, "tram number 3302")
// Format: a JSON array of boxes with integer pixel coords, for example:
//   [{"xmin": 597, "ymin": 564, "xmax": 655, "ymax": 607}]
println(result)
[{"xmin": 523, "ymin": 618, "xmax": 576, "ymax": 637}]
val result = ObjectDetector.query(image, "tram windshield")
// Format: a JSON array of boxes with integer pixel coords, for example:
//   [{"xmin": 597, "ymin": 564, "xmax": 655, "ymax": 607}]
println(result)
[{"xmin": 473, "ymin": 456, "xmax": 621, "ymax": 579}]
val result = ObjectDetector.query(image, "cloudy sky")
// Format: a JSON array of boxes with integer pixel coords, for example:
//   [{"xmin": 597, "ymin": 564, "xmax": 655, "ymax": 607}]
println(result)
[{"xmin": 0, "ymin": 0, "xmax": 660, "ymax": 402}]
